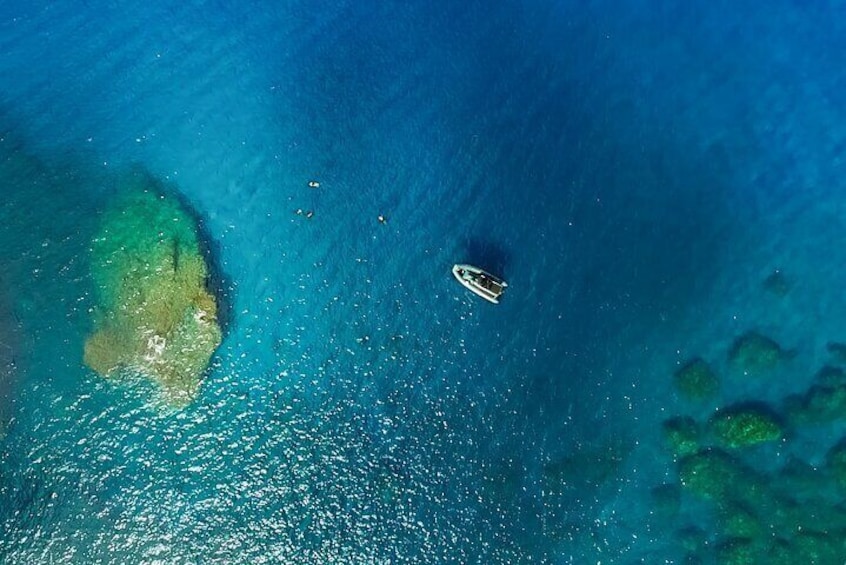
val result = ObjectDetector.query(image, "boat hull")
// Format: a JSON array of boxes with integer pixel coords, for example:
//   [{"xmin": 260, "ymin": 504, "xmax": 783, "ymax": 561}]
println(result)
[{"xmin": 452, "ymin": 264, "xmax": 507, "ymax": 304}]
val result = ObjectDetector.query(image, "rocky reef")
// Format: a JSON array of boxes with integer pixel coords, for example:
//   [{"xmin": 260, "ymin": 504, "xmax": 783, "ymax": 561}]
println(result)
[
  {"xmin": 658, "ymin": 327, "xmax": 846, "ymax": 563},
  {"xmin": 673, "ymin": 357, "xmax": 719, "ymax": 401},
  {"xmin": 727, "ymin": 331, "xmax": 789, "ymax": 374},
  {"xmin": 84, "ymin": 173, "xmax": 221, "ymax": 406},
  {"xmin": 662, "ymin": 416, "xmax": 701, "ymax": 459},
  {"xmin": 707, "ymin": 402, "xmax": 783, "ymax": 448}
]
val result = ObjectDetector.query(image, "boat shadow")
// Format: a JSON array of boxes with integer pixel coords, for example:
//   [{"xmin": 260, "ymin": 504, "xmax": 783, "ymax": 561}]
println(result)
[{"xmin": 464, "ymin": 238, "xmax": 511, "ymax": 278}]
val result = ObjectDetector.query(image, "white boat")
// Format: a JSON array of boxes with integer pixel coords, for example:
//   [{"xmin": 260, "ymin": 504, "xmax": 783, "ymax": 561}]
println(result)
[{"xmin": 452, "ymin": 264, "xmax": 508, "ymax": 304}]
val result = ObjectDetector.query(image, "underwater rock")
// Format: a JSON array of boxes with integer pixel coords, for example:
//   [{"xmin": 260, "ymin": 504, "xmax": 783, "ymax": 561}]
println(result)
[
  {"xmin": 542, "ymin": 438, "xmax": 631, "ymax": 494},
  {"xmin": 677, "ymin": 448, "xmax": 759, "ymax": 502},
  {"xmin": 83, "ymin": 176, "xmax": 221, "ymax": 406},
  {"xmin": 662, "ymin": 416, "xmax": 701, "ymax": 459},
  {"xmin": 781, "ymin": 530, "xmax": 846, "ymax": 564},
  {"xmin": 814, "ymin": 364, "xmax": 846, "ymax": 387},
  {"xmin": 777, "ymin": 457, "xmax": 834, "ymax": 502},
  {"xmin": 717, "ymin": 503, "xmax": 763, "ymax": 540},
  {"xmin": 762, "ymin": 269, "xmax": 790, "ymax": 296},
  {"xmin": 676, "ymin": 525, "xmax": 705, "ymax": 553},
  {"xmin": 708, "ymin": 403, "xmax": 783, "ymax": 448},
  {"xmin": 827, "ymin": 441, "xmax": 846, "ymax": 491},
  {"xmin": 673, "ymin": 358, "xmax": 719, "ymax": 401},
  {"xmin": 826, "ymin": 342, "xmax": 846, "ymax": 365},
  {"xmin": 727, "ymin": 331, "xmax": 788, "ymax": 374},
  {"xmin": 784, "ymin": 381, "xmax": 846, "ymax": 426},
  {"xmin": 715, "ymin": 537, "xmax": 758, "ymax": 565}
]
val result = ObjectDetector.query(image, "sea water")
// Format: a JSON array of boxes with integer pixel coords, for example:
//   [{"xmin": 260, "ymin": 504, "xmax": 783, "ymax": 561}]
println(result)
[{"xmin": 3, "ymin": 0, "xmax": 846, "ymax": 562}]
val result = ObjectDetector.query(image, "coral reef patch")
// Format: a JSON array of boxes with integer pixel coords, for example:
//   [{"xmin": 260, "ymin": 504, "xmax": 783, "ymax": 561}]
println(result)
[
  {"xmin": 707, "ymin": 402, "xmax": 783, "ymax": 448},
  {"xmin": 673, "ymin": 357, "xmax": 719, "ymax": 401},
  {"xmin": 659, "ymin": 327, "xmax": 846, "ymax": 562},
  {"xmin": 83, "ymin": 172, "xmax": 221, "ymax": 406},
  {"xmin": 727, "ymin": 331, "xmax": 789, "ymax": 374},
  {"xmin": 662, "ymin": 416, "xmax": 701, "ymax": 459}
]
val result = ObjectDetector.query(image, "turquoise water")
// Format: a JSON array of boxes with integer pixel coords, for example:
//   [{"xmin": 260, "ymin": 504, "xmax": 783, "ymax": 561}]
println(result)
[{"xmin": 3, "ymin": 0, "xmax": 846, "ymax": 562}]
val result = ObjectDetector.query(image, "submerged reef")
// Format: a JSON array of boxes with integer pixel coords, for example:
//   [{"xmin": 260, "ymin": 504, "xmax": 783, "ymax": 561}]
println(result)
[
  {"xmin": 677, "ymin": 448, "xmax": 759, "ymax": 502},
  {"xmin": 662, "ymin": 416, "xmax": 701, "ymax": 459},
  {"xmin": 827, "ymin": 441, "xmax": 846, "ymax": 491},
  {"xmin": 728, "ymin": 331, "xmax": 789, "ymax": 374},
  {"xmin": 784, "ymin": 366, "xmax": 846, "ymax": 426},
  {"xmin": 673, "ymin": 357, "xmax": 719, "ymax": 401},
  {"xmin": 661, "ymin": 333, "xmax": 846, "ymax": 562},
  {"xmin": 762, "ymin": 269, "xmax": 790, "ymax": 296},
  {"xmin": 826, "ymin": 342, "xmax": 846, "ymax": 365},
  {"xmin": 84, "ymin": 173, "xmax": 221, "ymax": 406},
  {"xmin": 708, "ymin": 403, "xmax": 783, "ymax": 449}
]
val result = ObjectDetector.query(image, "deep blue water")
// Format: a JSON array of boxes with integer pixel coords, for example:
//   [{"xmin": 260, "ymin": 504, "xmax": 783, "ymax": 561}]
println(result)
[{"xmin": 3, "ymin": 0, "xmax": 846, "ymax": 562}]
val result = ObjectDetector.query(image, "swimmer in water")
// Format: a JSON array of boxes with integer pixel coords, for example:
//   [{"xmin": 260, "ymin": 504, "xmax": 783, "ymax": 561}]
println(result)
[{"xmin": 308, "ymin": 180, "xmax": 320, "ymax": 188}]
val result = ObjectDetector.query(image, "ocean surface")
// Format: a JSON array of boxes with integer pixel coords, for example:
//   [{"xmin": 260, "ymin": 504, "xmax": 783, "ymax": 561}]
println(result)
[{"xmin": 2, "ymin": 0, "xmax": 846, "ymax": 562}]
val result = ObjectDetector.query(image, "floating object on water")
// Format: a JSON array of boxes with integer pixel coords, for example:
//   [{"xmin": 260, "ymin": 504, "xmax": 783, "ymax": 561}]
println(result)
[
  {"xmin": 452, "ymin": 264, "xmax": 507, "ymax": 304},
  {"xmin": 308, "ymin": 180, "xmax": 320, "ymax": 188}
]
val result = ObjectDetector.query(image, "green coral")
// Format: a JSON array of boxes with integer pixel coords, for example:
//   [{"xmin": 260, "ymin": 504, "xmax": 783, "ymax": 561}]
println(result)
[
  {"xmin": 83, "ymin": 176, "xmax": 221, "ymax": 406},
  {"xmin": 708, "ymin": 404, "xmax": 783, "ymax": 448},
  {"xmin": 662, "ymin": 416, "xmax": 701, "ymax": 459},
  {"xmin": 728, "ymin": 331, "xmax": 786, "ymax": 374},
  {"xmin": 673, "ymin": 358, "xmax": 719, "ymax": 401}
]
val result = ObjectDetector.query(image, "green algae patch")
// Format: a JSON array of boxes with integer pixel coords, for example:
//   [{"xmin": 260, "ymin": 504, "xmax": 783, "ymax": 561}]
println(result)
[
  {"xmin": 678, "ymin": 448, "xmax": 761, "ymax": 503},
  {"xmin": 728, "ymin": 331, "xmax": 788, "ymax": 374},
  {"xmin": 813, "ymin": 365, "xmax": 846, "ymax": 387},
  {"xmin": 718, "ymin": 504, "xmax": 763, "ymax": 540},
  {"xmin": 708, "ymin": 404, "xmax": 783, "ymax": 449},
  {"xmin": 827, "ymin": 342, "xmax": 846, "ymax": 365},
  {"xmin": 782, "ymin": 531, "xmax": 846, "ymax": 564},
  {"xmin": 673, "ymin": 358, "xmax": 719, "ymax": 401},
  {"xmin": 716, "ymin": 537, "xmax": 758, "ymax": 565},
  {"xmin": 827, "ymin": 442, "xmax": 846, "ymax": 491},
  {"xmin": 762, "ymin": 269, "xmax": 790, "ymax": 296},
  {"xmin": 541, "ymin": 438, "xmax": 631, "ymax": 493},
  {"xmin": 673, "ymin": 357, "xmax": 720, "ymax": 402},
  {"xmin": 785, "ymin": 383, "xmax": 846, "ymax": 426},
  {"xmin": 662, "ymin": 416, "xmax": 701, "ymax": 459},
  {"xmin": 84, "ymin": 177, "xmax": 221, "ymax": 406}
]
